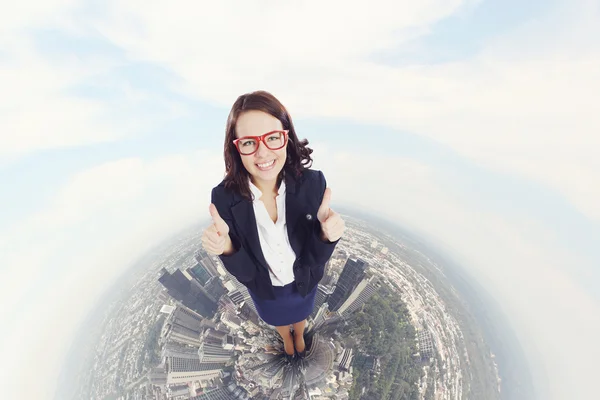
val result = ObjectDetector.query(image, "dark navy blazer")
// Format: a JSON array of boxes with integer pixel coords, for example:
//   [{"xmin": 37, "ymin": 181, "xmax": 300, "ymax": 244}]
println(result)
[{"xmin": 210, "ymin": 168, "xmax": 340, "ymax": 300}]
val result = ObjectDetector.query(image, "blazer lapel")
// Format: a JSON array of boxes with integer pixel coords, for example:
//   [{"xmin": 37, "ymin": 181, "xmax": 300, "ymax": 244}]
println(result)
[
  {"xmin": 231, "ymin": 200, "xmax": 269, "ymax": 273},
  {"xmin": 284, "ymin": 172, "xmax": 305, "ymax": 256},
  {"xmin": 229, "ymin": 170, "xmax": 306, "ymax": 274}
]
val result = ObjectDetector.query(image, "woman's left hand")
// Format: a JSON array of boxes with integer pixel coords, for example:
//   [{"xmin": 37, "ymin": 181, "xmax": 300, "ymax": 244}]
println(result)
[{"xmin": 317, "ymin": 187, "xmax": 345, "ymax": 242}]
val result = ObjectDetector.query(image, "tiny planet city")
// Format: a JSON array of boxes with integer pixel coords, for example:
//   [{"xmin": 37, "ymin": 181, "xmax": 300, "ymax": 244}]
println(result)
[{"xmin": 59, "ymin": 211, "xmax": 532, "ymax": 400}]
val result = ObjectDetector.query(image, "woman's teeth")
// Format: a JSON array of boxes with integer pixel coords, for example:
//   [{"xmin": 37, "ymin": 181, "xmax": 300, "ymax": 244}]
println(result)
[{"xmin": 257, "ymin": 160, "xmax": 275, "ymax": 169}]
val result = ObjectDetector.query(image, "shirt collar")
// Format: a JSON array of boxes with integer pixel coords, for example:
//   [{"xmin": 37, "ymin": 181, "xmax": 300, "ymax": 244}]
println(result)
[{"xmin": 248, "ymin": 178, "xmax": 286, "ymax": 202}]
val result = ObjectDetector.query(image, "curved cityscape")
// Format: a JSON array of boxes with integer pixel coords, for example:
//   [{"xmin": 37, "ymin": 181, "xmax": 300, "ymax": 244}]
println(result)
[{"xmin": 62, "ymin": 213, "xmax": 510, "ymax": 400}]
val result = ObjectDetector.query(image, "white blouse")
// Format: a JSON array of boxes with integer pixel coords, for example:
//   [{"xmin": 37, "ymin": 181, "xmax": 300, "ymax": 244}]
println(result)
[{"xmin": 249, "ymin": 178, "xmax": 297, "ymax": 286}]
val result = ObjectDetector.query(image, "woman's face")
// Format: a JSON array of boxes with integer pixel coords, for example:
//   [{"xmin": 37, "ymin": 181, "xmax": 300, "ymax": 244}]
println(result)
[{"xmin": 235, "ymin": 110, "xmax": 288, "ymax": 188}]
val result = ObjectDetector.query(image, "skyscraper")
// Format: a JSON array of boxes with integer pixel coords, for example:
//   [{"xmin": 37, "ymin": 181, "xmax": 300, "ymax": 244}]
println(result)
[
  {"xmin": 310, "ymin": 284, "xmax": 332, "ymax": 320},
  {"xmin": 159, "ymin": 269, "xmax": 218, "ymax": 318},
  {"xmin": 198, "ymin": 342, "xmax": 234, "ymax": 363},
  {"xmin": 337, "ymin": 275, "xmax": 381, "ymax": 318},
  {"xmin": 327, "ymin": 257, "xmax": 367, "ymax": 311},
  {"xmin": 165, "ymin": 357, "xmax": 223, "ymax": 385},
  {"xmin": 204, "ymin": 276, "xmax": 227, "ymax": 302},
  {"xmin": 188, "ymin": 262, "xmax": 212, "ymax": 286},
  {"xmin": 201, "ymin": 256, "xmax": 219, "ymax": 277},
  {"xmin": 164, "ymin": 306, "xmax": 203, "ymax": 347},
  {"xmin": 194, "ymin": 250, "xmax": 219, "ymax": 277}
]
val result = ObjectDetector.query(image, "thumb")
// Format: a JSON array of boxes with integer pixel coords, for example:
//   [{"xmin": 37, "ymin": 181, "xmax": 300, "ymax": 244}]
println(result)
[
  {"xmin": 209, "ymin": 203, "xmax": 228, "ymax": 234},
  {"xmin": 317, "ymin": 187, "xmax": 332, "ymax": 222}
]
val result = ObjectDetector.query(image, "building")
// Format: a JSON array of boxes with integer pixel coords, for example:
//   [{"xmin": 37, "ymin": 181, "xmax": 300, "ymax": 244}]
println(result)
[
  {"xmin": 198, "ymin": 342, "xmax": 234, "ymax": 363},
  {"xmin": 335, "ymin": 347, "xmax": 354, "ymax": 372},
  {"xmin": 194, "ymin": 251, "xmax": 220, "ymax": 277},
  {"xmin": 190, "ymin": 387, "xmax": 239, "ymax": 400},
  {"xmin": 337, "ymin": 275, "xmax": 381, "ymax": 318},
  {"xmin": 165, "ymin": 357, "xmax": 223, "ymax": 385},
  {"xmin": 310, "ymin": 284, "xmax": 333, "ymax": 320},
  {"xmin": 188, "ymin": 262, "xmax": 213, "ymax": 286},
  {"xmin": 163, "ymin": 341, "xmax": 201, "ymax": 359},
  {"xmin": 163, "ymin": 306, "xmax": 204, "ymax": 346},
  {"xmin": 204, "ymin": 276, "xmax": 227, "ymax": 302},
  {"xmin": 327, "ymin": 257, "xmax": 367, "ymax": 311},
  {"xmin": 220, "ymin": 311, "xmax": 242, "ymax": 331},
  {"xmin": 159, "ymin": 268, "xmax": 218, "ymax": 318}
]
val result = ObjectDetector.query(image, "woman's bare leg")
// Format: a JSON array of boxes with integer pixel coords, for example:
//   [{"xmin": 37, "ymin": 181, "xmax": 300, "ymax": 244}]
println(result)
[
  {"xmin": 292, "ymin": 319, "xmax": 306, "ymax": 352},
  {"xmin": 275, "ymin": 325, "xmax": 294, "ymax": 355}
]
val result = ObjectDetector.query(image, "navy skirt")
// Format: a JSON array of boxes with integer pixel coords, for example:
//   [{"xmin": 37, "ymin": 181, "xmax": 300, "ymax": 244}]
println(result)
[{"xmin": 248, "ymin": 281, "xmax": 317, "ymax": 326}]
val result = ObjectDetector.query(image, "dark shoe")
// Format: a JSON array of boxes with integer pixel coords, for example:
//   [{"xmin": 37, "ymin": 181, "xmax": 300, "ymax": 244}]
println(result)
[
  {"xmin": 296, "ymin": 348, "xmax": 306, "ymax": 359},
  {"xmin": 284, "ymin": 352, "xmax": 295, "ymax": 363}
]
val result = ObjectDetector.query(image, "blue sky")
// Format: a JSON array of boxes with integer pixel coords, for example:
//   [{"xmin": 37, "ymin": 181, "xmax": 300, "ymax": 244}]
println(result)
[
  {"xmin": 1, "ymin": 1, "xmax": 599, "ymax": 399},
  {"xmin": 373, "ymin": 0, "xmax": 560, "ymax": 64},
  {"xmin": 4, "ymin": 112, "xmax": 598, "ymax": 292}
]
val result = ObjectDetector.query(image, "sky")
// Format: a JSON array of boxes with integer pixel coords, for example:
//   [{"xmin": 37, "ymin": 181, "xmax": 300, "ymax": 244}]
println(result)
[{"xmin": 1, "ymin": 0, "xmax": 599, "ymax": 399}]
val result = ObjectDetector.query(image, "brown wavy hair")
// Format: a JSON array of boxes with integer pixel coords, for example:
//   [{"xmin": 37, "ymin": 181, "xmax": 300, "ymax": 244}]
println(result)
[{"xmin": 222, "ymin": 90, "xmax": 314, "ymax": 201}]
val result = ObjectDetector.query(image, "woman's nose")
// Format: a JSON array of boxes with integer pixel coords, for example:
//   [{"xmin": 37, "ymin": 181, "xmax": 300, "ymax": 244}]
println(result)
[{"xmin": 255, "ymin": 140, "xmax": 270, "ymax": 156}]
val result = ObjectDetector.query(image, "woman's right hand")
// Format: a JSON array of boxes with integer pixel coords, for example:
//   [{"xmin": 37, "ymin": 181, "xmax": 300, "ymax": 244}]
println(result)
[{"xmin": 201, "ymin": 204, "xmax": 232, "ymax": 255}]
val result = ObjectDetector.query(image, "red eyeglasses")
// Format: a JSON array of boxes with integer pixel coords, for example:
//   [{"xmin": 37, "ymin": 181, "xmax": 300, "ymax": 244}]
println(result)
[{"xmin": 233, "ymin": 130, "xmax": 289, "ymax": 155}]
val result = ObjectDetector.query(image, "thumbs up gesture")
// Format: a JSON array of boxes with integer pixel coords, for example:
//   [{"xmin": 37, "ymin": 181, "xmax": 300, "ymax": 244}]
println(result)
[
  {"xmin": 201, "ymin": 204, "xmax": 233, "ymax": 255},
  {"xmin": 316, "ymin": 187, "xmax": 345, "ymax": 242}
]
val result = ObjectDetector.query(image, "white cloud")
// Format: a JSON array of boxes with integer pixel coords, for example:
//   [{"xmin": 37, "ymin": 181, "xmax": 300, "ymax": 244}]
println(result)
[
  {"xmin": 0, "ymin": 0, "xmax": 123, "ymax": 159},
  {"xmin": 0, "ymin": 1, "xmax": 193, "ymax": 161},
  {"xmin": 0, "ymin": 0, "xmax": 76, "ymax": 31},
  {"xmin": 0, "ymin": 40, "xmax": 121, "ymax": 159},
  {"xmin": 4, "ymin": 0, "xmax": 597, "ymax": 215},
  {"xmin": 84, "ymin": 0, "xmax": 600, "ymax": 220}
]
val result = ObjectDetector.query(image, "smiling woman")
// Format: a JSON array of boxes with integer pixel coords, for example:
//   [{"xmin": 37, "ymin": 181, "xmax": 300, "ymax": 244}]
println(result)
[
  {"xmin": 233, "ymin": 127, "xmax": 289, "ymax": 176},
  {"xmin": 201, "ymin": 90, "xmax": 345, "ymax": 361},
  {"xmin": 221, "ymin": 91, "xmax": 315, "ymax": 203}
]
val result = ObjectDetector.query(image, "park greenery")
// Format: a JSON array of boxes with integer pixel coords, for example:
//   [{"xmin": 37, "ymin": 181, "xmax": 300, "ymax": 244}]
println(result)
[{"xmin": 342, "ymin": 290, "xmax": 422, "ymax": 400}]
